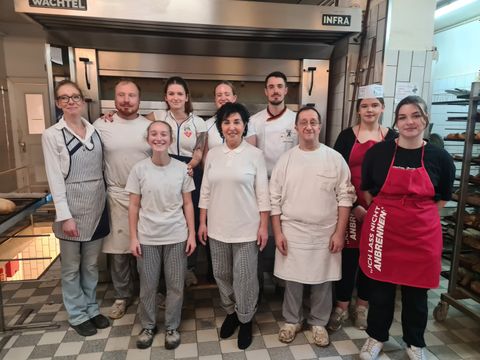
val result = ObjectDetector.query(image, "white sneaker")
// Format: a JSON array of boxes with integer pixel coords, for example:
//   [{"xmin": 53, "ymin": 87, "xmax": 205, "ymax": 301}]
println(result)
[
  {"xmin": 406, "ymin": 345, "xmax": 426, "ymax": 360},
  {"xmin": 109, "ymin": 299, "xmax": 127, "ymax": 319},
  {"xmin": 311, "ymin": 325, "xmax": 329, "ymax": 347},
  {"xmin": 359, "ymin": 337, "xmax": 383, "ymax": 360},
  {"xmin": 353, "ymin": 305, "xmax": 368, "ymax": 330}
]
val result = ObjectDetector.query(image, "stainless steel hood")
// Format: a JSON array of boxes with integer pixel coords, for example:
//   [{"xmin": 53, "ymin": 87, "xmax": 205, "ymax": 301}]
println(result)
[{"xmin": 15, "ymin": 0, "xmax": 361, "ymax": 59}]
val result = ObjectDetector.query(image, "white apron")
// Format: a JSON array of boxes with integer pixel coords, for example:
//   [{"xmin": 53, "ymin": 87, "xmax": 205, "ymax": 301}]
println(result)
[
  {"xmin": 102, "ymin": 186, "xmax": 130, "ymax": 253},
  {"xmin": 274, "ymin": 219, "xmax": 341, "ymax": 284}
]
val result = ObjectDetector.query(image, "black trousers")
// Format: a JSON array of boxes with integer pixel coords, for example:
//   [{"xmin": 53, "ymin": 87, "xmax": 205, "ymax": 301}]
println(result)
[
  {"xmin": 334, "ymin": 248, "xmax": 370, "ymax": 302},
  {"xmin": 367, "ymin": 279, "xmax": 428, "ymax": 347}
]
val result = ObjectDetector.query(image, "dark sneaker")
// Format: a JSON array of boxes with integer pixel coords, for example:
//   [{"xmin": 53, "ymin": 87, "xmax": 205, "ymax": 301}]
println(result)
[
  {"xmin": 165, "ymin": 329, "xmax": 181, "ymax": 350},
  {"xmin": 90, "ymin": 314, "xmax": 110, "ymax": 329},
  {"xmin": 237, "ymin": 321, "xmax": 253, "ymax": 350},
  {"xmin": 136, "ymin": 327, "xmax": 157, "ymax": 349},
  {"xmin": 220, "ymin": 312, "xmax": 240, "ymax": 339},
  {"xmin": 71, "ymin": 319, "xmax": 97, "ymax": 336}
]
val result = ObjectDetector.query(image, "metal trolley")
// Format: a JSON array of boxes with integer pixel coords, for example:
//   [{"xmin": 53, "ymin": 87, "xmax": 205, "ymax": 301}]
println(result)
[
  {"xmin": 0, "ymin": 193, "xmax": 59, "ymax": 333},
  {"xmin": 434, "ymin": 81, "xmax": 480, "ymax": 322}
]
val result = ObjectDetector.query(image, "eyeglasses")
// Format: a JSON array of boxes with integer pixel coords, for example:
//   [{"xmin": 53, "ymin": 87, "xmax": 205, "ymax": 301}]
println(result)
[
  {"xmin": 297, "ymin": 120, "xmax": 320, "ymax": 127},
  {"xmin": 57, "ymin": 95, "xmax": 83, "ymax": 103}
]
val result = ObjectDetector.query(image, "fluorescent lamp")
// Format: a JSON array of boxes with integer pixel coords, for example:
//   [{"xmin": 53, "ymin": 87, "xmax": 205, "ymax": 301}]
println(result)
[{"xmin": 435, "ymin": 0, "xmax": 476, "ymax": 18}]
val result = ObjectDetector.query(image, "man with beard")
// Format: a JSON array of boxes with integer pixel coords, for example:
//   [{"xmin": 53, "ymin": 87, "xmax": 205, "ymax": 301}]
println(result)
[
  {"xmin": 250, "ymin": 71, "xmax": 298, "ymax": 299},
  {"xmin": 250, "ymin": 71, "xmax": 298, "ymax": 177},
  {"xmin": 94, "ymin": 79, "xmax": 151, "ymax": 320}
]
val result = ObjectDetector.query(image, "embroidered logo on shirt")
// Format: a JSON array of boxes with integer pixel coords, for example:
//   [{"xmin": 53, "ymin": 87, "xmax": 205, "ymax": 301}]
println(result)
[
  {"xmin": 280, "ymin": 129, "xmax": 295, "ymax": 143},
  {"xmin": 184, "ymin": 126, "xmax": 192, "ymax": 138}
]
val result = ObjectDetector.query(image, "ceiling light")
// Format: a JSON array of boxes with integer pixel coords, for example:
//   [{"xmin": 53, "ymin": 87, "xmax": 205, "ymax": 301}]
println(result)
[{"xmin": 435, "ymin": 0, "xmax": 476, "ymax": 18}]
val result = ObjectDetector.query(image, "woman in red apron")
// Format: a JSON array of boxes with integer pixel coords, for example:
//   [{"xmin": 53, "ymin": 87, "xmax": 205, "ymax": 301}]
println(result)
[
  {"xmin": 330, "ymin": 86, "xmax": 396, "ymax": 331},
  {"xmin": 358, "ymin": 96, "xmax": 455, "ymax": 360}
]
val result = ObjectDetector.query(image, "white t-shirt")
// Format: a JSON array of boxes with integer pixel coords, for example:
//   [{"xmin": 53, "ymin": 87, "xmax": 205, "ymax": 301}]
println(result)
[
  {"xmin": 199, "ymin": 141, "xmax": 271, "ymax": 243},
  {"xmin": 250, "ymin": 108, "xmax": 297, "ymax": 176},
  {"xmin": 93, "ymin": 114, "xmax": 151, "ymax": 189},
  {"xmin": 205, "ymin": 115, "xmax": 256, "ymax": 150},
  {"xmin": 153, "ymin": 110, "xmax": 207, "ymax": 157},
  {"xmin": 125, "ymin": 157, "xmax": 195, "ymax": 245}
]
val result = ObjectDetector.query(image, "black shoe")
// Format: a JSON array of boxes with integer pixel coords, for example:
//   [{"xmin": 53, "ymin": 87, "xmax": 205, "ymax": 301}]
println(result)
[
  {"xmin": 71, "ymin": 320, "xmax": 97, "ymax": 336},
  {"xmin": 220, "ymin": 312, "xmax": 240, "ymax": 339},
  {"xmin": 136, "ymin": 327, "xmax": 157, "ymax": 349},
  {"xmin": 90, "ymin": 314, "xmax": 110, "ymax": 329},
  {"xmin": 238, "ymin": 321, "xmax": 253, "ymax": 350}
]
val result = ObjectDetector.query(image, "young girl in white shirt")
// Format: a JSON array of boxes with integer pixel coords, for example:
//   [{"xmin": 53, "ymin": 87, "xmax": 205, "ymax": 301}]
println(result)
[{"xmin": 126, "ymin": 120, "xmax": 196, "ymax": 350}]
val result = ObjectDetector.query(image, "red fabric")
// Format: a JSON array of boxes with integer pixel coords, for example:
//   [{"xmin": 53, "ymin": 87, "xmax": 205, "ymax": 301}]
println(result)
[
  {"xmin": 345, "ymin": 138, "xmax": 378, "ymax": 248},
  {"xmin": 6, "ymin": 260, "xmax": 19, "ymax": 277},
  {"xmin": 359, "ymin": 143, "xmax": 442, "ymax": 289}
]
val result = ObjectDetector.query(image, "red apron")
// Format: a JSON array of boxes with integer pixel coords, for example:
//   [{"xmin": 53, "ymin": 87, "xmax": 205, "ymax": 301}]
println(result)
[
  {"xmin": 345, "ymin": 128, "xmax": 384, "ymax": 248},
  {"xmin": 359, "ymin": 143, "xmax": 442, "ymax": 289}
]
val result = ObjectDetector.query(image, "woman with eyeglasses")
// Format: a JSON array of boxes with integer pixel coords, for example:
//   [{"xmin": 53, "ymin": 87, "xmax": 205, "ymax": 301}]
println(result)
[{"xmin": 42, "ymin": 80, "xmax": 110, "ymax": 337}]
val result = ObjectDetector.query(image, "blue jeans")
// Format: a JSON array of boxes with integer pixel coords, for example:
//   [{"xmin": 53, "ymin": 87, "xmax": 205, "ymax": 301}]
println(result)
[{"xmin": 60, "ymin": 239, "xmax": 102, "ymax": 325}]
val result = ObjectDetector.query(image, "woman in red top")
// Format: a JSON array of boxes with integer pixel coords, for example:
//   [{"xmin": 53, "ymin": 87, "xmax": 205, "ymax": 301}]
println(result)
[
  {"xmin": 330, "ymin": 86, "xmax": 396, "ymax": 331},
  {"xmin": 358, "ymin": 96, "xmax": 455, "ymax": 360}
]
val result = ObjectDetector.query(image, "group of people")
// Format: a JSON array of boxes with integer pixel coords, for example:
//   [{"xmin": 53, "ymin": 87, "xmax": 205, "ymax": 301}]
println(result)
[{"xmin": 42, "ymin": 71, "xmax": 455, "ymax": 360}]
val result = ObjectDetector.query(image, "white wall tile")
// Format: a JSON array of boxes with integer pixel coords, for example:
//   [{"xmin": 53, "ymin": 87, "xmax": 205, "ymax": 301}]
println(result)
[
  {"xmin": 397, "ymin": 50, "xmax": 413, "ymax": 82},
  {"xmin": 423, "ymin": 81, "xmax": 432, "ymax": 105},
  {"xmin": 383, "ymin": 65, "xmax": 397, "ymax": 97},
  {"xmin": 376, "ymin": 18, "xmax": 386, "ymax": 52},
  {"xmin": 410, "ymin": 66, "xmax": 425, "ymax": 93},
  {"xmin": 424, "ymin": 51, "xmax": 433, "ymax": 85},
  {"xmin": 412, "ymin": 51, "xmax": 426, "ymax": 67},
  {"xmin": 384, "ymin": 49, "xmax": 398, "ymax": 66},
  {"xmin": 374, "ymin": 51, "xmax": 384, "ymax": 83},
  {"xmin": 383, "ymin": 97, "xmax": 395, "ymax": 127}
]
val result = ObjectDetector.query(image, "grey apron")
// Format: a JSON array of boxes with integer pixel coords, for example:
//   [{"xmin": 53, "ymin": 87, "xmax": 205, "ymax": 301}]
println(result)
[{"xmin": 53, "ymin": 129, "xmax": 108, "ymax": 242}]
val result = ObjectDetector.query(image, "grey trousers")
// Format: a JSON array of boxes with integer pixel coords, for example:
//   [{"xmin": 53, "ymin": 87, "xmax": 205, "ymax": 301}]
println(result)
[
  {"xmin": 209, "ymin": 238, "xmax": 258, "ymax": 323},
  {"xmin": 137, "ymin": 242, "xmax": 186, "ymax": 330},
  {"xmin": 283, "ymin": 280, "xmax": 332, "ymax": 326},
  {"xmin": 109, "ymin": 253, "xmax": 137, "ymax": 302},
  {"xmin": 60, "ymin": 239, "xmax": 102, "ymax": 326}
]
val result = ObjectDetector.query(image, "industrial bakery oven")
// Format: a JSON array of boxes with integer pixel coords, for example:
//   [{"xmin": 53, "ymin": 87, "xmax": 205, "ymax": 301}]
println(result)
[{"xmin": 14, "ymin": 0, "xmax": 362, "ymax": 143}]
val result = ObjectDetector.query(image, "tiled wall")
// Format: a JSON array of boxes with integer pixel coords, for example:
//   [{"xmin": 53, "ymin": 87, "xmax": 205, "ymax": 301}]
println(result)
[
  {"xmin": 326, "ymin": 0, "xmax": 388, "ymax": 145},
  {"xmin": 327, "ymin": 0, "xmax": 436, "ymax": 144},
  {"xmin": 381, "ymin": 49, "xmax": 434, "ymax": 127}
]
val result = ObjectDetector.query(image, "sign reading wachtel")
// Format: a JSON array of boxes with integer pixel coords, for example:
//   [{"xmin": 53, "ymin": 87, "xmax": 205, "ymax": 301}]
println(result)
[
  {"xmin": 29, "ymin": 0, "xmax": 87, "ymax": 11},
  {"xmin": 322, "ymin": 14, "xmax": 351, "ymax": 27}
]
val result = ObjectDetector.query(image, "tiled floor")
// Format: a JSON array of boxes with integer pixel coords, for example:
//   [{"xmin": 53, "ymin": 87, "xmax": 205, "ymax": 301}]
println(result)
[{"xmin": 1, "ymin": 267, "xmax": 480, "ymax": 360}]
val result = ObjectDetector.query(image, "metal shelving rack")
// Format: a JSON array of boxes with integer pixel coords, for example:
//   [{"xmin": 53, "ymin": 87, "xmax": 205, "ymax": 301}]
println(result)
[{"xmin": 434, "ymin": 81, "xmax": 480, "ymax": 322}]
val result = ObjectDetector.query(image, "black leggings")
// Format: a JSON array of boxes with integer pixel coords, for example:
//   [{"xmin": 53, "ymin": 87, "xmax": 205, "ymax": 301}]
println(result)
[
  {"xmin": 367, "ymin": 279, "xmax": 428, "ymax": 347},
  {"xmin": 334, "ymin": 248, "xmax": 370, "ymax": 302}
]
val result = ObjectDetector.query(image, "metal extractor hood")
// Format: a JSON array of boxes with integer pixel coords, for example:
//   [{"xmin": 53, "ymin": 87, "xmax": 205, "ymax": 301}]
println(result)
[{"xmin": 14, "ymin": 0, "xmax": 361, "ymax": 59}]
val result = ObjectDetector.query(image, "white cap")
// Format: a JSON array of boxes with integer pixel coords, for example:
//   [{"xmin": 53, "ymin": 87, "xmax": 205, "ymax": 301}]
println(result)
[{"xmin": 358, "ymin": 84, "xmax": 384, "ymax": 99}]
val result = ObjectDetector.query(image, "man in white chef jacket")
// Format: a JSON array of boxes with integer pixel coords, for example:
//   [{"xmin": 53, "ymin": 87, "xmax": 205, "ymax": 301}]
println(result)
[
  {"xmin": 250, "ymin": 71, "xmax": 298, "ymax": 293},
  {"xmin": 94, "ymin": 79, "xmax": 151, "ymax": 320},
  {"xmin": 269, "ymin": 106, "xmax": 355, "ymax": 347}
]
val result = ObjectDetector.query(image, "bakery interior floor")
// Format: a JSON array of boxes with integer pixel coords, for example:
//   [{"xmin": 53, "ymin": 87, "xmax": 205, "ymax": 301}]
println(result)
[{"xmin": 1, "ymin": 257, "xmax": 480, "ymax": 360}]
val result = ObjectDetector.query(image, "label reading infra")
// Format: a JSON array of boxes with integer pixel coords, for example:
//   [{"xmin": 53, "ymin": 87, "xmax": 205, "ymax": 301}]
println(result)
[{"xmin": 322, "ymin": 14, "xmax": 351, "ymax": 26}]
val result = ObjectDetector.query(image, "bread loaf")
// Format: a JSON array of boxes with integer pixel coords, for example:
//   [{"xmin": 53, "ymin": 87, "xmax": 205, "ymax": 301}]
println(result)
[{"xmin": 0, "ymin": 198, "xmax": 16, "ymax": 214}]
